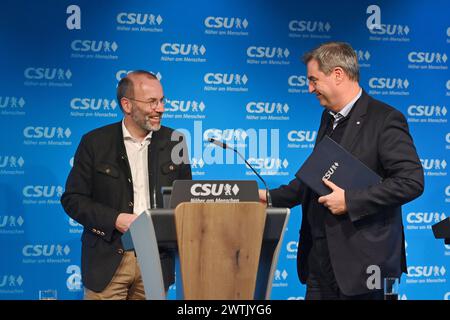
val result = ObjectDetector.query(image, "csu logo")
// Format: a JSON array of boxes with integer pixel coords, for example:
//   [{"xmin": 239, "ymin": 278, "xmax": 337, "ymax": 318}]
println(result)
[
  {"xmin": 445, "ymin": 185, "xmax": 450, "ymax": 197},
  {"xmin": 323, "ymin": 162, "xmax": 339, "ymax": 180},
  {"xmin": 23, "ymin": 185, "xmax": 64, "ymax": 198},
  {"xmin": 116, "ymin": 70, "xmax": 162, "ymax": 81},
  {"xmin": 71, "ymin": 98, "xmax": 117, "ymax": 110},
  {"xmin": 24, "ymin": 68, "xmax": 72, "ymax": 80},
  {"xmin": 204, "ymin": 73, "xmax": 248, "ymax": 85},
  {"xmin": 117, "ymin": 12, "xmax": 163, "ymax": 25},
  {"xmin": 355, "ymin": 50, "xmax": 371, "ymax": 61},
  {"xmin": 288, "ymin": 20, "xmax": 331, "ymax": 32},
  {"xmin": 246, "ymin": 102, "xmax": 289, "ymax": 114},
  {"xmin": 165, "ymin": 100, "xmax": 206, "ymax": 112},
  {"xmin": 0, "ymin": 156, "xmax": 24, "ymax": 168},
  {"xmin": 161, "ymin": 43, "xmax": 206, "ymax": 56},
  {"xmin": 0, "ymin": 96, "xmax": 25, "ymax": 109},
  {"xmin": 22, "ymin": 244, "xmax": 71, "ymax": 257},
  {"xmin": 23, "ymin": 127, "xmax": 71, "ymax": 139},
  {"xmin": 407, "ymin": 266, "xmax": 446, "ymax": 277},
  {"xmin": 288, "ymin": 75, "xmax": 307, "ymax": 87},
  {"xmin": 190, "ymin": 183, "xmax": 239, "ymax": 196},
  {"xmin": 420, "ymin": 159, "xmax": 447, "ymax": 170},
  {"xmin": 408, "ymin": 52, "xmax": 447, "ymax": 64},
  {"xmin": 0, "ymin": 216, "xmax": 24, "ymax": 228},
  {"xmin": 247, "ymin": 46, "xmax": 289, "ymax": 58},
  {"xmin": 406, "ymin": 212, "xmax": 446, "ymax": 224},
  {"xmin": 286, "ymin": 241, "xmax": 298, "ymax": 253},
  {"xmin": 71, "ymin": 40, "xmax": 118, "ymax": 52},
  {"xmin": 247, "ymin": 158, "xmax": 288, "ymax": 170},
  {"xmin": 66, "ymin": 265, "xmax": 82, "ymax": 291},
  {"xmin": 204, "ymin": 17, "xmax": 249, "ymax": 29},
  {"xmin": 369, "ymin": 78, "xmax": 409, "ymax": 89},
  {"xmin": 0, "ymin": 275, "xmax": 24, "ymax": 287},
  {"xmin": 369, "ymin": 24, "xmax": 410, "ymax": 35},
  {"xmin": 287, "ymin": 130, "xmax": 317, "ymax": 142},
  {"xmin": 408, "ymin": 105, "xmax": 447, "ymax": 117},
  {"xmin": 204, "ymin": 129, "xmax": 247, "ymax": 141}
]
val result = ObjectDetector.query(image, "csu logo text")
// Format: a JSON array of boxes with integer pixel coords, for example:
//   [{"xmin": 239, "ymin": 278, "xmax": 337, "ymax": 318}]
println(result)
[
  {"xmin": 71, "ymin": 98, "xmax": 117, "ymax": 110},
  {"xmin": 247, "ymin": 46, "xmax": 289, "ymax": 59},
  {"xmin": 190, "ymin": 183, "xmax": 239, "ymax": 196},
  {"xmin": 247, "ymin": 158, "xmax": 289, "ymax": 170},
  {"xmin": 288, "ymin": 20, "xmax": 331, "ymax": 32},
  {"xmin": 406, "ymin": 212, "xmax": 446, "ymax": 224},
  {"xmin": 204, "ymin": 17, "xmax": 248, "ymax": 29},
  {"xmin": 407, "ymin": 266, "xmax": 446, "ymax": 277},
  {"xmin": 117, "ymin": 13, "xmax": 163, "ymax": 25},
  {"xmin": 0, "ymin": 97, "xmax": 25, "ymax": 109},
  {"xmin": 288, "ymin": 130, "xmax": 317, "ymax": 142},
  {"xmin": 420, "ymin": 159, "xmax": 447, "ymax": 170},
  {"xmin": 24, "ymin": 68, "xmax": 72, "ymax": 80},
  {"xmin": 204, "ymin": 129, "xmax": 248, "ymax": 141},
  {"xmin": 23, "ymin": 127, "xmax": 71, "ymax": 139},
  {"xmin": 0, "ymin": 275, "xmax": 24, "ymax": 287},
  {"xmin": 0, "ymin": 156, "xmax": 24, "ymax": 168},
  {"xmin": 408, "ymin": 52, "xmax": 447, "ymax": 64},
  {"xmin": 369, "ymin": 78, "xmax": 409, "ymax": 89},
  {"xmin": 22, "ymin": 244, "xmax": 71, "ymax": 257},
  {"xmin": 71, "ymin": 40, "xmax": 118, "ymax": 52},
  {"xmin": 288, "ymin": 75, "xmax": 308, "ymax": 87},
  {"xmin": 246, "ymin": 102, "xmax": 289, "ymax": 114},
  {"xmin": 161, "ymin": 43, "xmax": 206, "ymax": 56},
  {"xmin": 165, "ymin": 100, "xmax": 206, "ymax": 112},
  {"xmin": 369, "ymin": 24, "xmax": 410, "ymax": 36},
  {"xmin": 204, "ymin": 73, "xmax": 248, "ymax": 85},
  {"xmin": 408, "ymin": 105, "xmax": 447, "ymax": 117},
  {"xmin": 23, "ymin": 185, "xmax": 64, "ymax": 198}
]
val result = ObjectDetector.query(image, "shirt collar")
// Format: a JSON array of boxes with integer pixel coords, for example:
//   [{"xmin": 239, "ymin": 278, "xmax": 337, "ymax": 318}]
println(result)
[
  {"xmin": 122, "ymin": 118, "xmax": 153, "ymax": 143},
  {"xmin": 329, "ymin": 88, "xmax": 362, "ymax": 119}
]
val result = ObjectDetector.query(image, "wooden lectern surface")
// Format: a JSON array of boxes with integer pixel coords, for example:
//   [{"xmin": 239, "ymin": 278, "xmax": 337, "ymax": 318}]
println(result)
[{"xmin": 175, "ymin": 202, "xmax": 266, "ymax": 300}]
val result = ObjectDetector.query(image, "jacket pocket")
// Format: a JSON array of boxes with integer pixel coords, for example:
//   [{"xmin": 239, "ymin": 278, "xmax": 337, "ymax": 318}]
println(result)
[
  {"xmin": 81, "ymin": 231, "xmax": 99, "ymax": 248},
  {"xmin": 95, "ymin": 163, "xmax": 119, "ymax": 178}
]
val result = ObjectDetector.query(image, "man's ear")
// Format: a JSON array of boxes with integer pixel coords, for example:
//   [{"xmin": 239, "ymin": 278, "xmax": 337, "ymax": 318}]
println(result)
[
  {"xmin": 121, "ymin": 98, "xmax": 131, "ymax": 114},
  {"xmin": 333, "ymin": 67, "xmax": 345, "ymax": 84}
]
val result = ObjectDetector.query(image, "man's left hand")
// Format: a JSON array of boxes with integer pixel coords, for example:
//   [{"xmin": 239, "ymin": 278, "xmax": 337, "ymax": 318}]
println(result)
[{"xmin": 318, "ymin": 179, "xmax": 347, "ymax": 215}]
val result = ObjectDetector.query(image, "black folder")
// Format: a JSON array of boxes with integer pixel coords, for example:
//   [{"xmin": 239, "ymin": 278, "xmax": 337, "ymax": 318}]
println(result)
[{"xmin": 295, "ymin": 136, "xmax": 381, "ymax": 196}]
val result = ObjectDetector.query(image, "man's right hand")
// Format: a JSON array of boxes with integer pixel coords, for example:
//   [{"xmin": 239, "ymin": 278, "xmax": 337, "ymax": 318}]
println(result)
[
  {"xmin": 258, "ymin": 189, "xmax": 267, "ymax": 204},
  {"xmin": 115, "ymin": 213, "xmax": 138, "ymax": 233}
]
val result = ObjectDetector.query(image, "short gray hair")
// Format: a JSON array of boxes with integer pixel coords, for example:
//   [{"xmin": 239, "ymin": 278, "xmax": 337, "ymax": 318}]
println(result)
[{"xmin": 302, "ymin": 42, "xmax": 359, "ymax": 82}]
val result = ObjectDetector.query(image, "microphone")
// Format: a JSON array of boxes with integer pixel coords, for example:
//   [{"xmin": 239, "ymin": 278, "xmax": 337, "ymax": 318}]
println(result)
[{"xmin": 208, "ymin": 138, "xmax": 273, "ymax": 207}]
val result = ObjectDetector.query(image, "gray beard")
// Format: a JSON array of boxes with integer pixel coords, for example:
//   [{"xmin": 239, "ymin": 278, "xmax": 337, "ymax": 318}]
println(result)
[{"xmin": 132, "ymin": 113, "xmax": 161, "ymax": 132}]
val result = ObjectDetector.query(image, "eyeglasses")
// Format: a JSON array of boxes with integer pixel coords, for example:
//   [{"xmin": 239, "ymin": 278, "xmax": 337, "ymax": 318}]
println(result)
[{"xmin": 124, "ymin": 96, "xmax": 166, "ymax": 109}]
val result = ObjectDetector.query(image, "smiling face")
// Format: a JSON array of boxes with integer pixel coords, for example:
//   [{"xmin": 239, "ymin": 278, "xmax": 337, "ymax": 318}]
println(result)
[
  {"xmin": 121, "ymin": 75, "xmax": 165, "ymax": 137},
  {"xmin": 306, "ymin": 59, "xmax": 338, "ymax": 110}
]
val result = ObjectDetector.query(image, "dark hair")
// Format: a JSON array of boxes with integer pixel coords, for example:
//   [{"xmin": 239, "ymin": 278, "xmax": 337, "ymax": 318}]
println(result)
[
  {"xmin": 302, "ymin": 42, "xmax": 359, "ymax": 82},
  {"xmin": 116, "ymin": 70, "xmax": 158, "ymax": 111}
]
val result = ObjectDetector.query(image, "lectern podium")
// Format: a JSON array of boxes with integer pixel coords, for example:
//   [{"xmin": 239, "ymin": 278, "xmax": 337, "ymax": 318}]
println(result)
[{"xmin": 126, "ymin": 180, "xmax": 290, "ymax": 300}]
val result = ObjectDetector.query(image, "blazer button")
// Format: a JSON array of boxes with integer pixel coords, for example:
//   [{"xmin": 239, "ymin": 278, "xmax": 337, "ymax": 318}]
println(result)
[
  {"xmin": 169, "ymin": 165, "xmax": 174, "ymax": 171},
  {"xmin": 92, "ymin": 228, "xmax": 97, "ymax": 233},
  {"xmin": 106, "ymin": 168, "xmax": 111, "ymax": 174},
  {"xmin": 128, "ymin": 201, "xmax": 133, "ymax": 207},
  {"xmin": 101, "ymin": 232, "xmax": 105, "ymax": 236},
  {"xmin": 117, "ymin": 249, "xmax": 124, "ymax": 255},
  {"xmin": 128, "ymin": 178, "xmax": 132, "ymax": 183}
]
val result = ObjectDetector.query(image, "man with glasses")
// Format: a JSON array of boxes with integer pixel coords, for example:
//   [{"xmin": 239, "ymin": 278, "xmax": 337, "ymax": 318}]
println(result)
[{"xmin": 61, "ymin": 70, "xmax": 192, "ymax": 299}]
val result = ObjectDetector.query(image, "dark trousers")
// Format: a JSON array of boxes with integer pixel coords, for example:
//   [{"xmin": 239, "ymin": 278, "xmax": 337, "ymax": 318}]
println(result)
[{"xmin": 305, "ymin": 238, "xmax": 383, "ymax": 300}]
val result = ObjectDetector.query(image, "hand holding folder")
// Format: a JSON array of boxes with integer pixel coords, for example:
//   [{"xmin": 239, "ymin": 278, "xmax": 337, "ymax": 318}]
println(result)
[{"xmin": 295, "ymin": 136, "xmax": 381, "ymax": 196}]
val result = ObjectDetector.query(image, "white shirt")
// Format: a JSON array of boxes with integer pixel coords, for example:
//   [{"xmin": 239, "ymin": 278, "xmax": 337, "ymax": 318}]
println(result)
[
  {"xmin": 122, "ymin": 120, "xmax": 153, "ymax": 215},
  {"xmin": 329, "ymin": 89, "xmax": 362, "ymax": 129}
]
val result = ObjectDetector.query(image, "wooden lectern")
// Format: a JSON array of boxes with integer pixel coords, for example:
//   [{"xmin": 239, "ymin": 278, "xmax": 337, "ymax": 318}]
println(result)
[{"xmin": 126, "ymin": 180, "xmax": 290, "ymax": 300}]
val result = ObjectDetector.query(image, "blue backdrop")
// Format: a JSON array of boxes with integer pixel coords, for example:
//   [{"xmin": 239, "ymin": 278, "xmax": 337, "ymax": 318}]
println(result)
[{"xmin": 0, "ymin": 0, "xmax": 449, "ymax": 300}]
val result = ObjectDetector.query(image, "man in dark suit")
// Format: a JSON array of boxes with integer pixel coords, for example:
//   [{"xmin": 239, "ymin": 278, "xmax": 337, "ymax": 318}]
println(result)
[
  {"xmin": 259, "ymin": 42, "xmax": 424, "ymax": 299},
  {"xmin": 61, "ymin": 70, "xmax": 192, "ymax": 299}
]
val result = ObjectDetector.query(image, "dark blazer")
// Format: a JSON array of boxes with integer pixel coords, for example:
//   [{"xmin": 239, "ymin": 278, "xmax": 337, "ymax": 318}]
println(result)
[
  {"xmin": 270, "ymin": 91, "xmax": 424, "ymax": 295},
  {"xmin": 61, "ymin": 121, "xmax": 192, "ymax": 292}
]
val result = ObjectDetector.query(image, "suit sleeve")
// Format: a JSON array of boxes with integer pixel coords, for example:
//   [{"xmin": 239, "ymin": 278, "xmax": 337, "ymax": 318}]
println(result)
[
  {"xmin": 345, "ymin": 109, "xmax": 424, "ymax": 222},
  {"xmin": 270, "ymin": 177, "xmax": 304, "ymax": 209},
  {"xmin": 61, "ymin": 136, "xmax": 120, "ymax": 242}
]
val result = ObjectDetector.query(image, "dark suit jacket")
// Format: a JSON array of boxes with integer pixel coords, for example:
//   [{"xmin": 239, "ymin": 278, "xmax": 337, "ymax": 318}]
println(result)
[
  {"xmin": 270, "ymin": 91, "xmax": 424, "ymax": 295},
  {"xmin": 61, "ymin": 121, "xmax": 192, "ymax": 292}
]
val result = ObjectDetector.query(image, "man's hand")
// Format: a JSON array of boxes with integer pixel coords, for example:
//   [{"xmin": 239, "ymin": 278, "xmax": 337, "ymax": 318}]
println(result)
[
  {"xmin": 115, "ymin": 213, "xmax": 138, "ymax": 233},
  {"xmin": 258, "ymin": 189, "xmax": 267, "ymax": 204},
  {"xmin": 318, "ymin": 179, "xmax": 347, "ymax": 215}
]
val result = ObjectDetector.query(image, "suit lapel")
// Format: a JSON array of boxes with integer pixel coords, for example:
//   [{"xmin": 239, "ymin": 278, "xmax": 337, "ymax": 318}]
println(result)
[
  {"xmin": 339, "ymin": 90, "xmax": 369, "ymax": 151},
  {"xmin": 314, "ymin": 110, "xmax": 332, "ymax": 149}
]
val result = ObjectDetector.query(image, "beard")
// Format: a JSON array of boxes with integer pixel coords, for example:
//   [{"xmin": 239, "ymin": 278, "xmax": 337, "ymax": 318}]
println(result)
[{"xmin": 131, "ymin": 105, "xmax": 161, "ymax": 132}]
